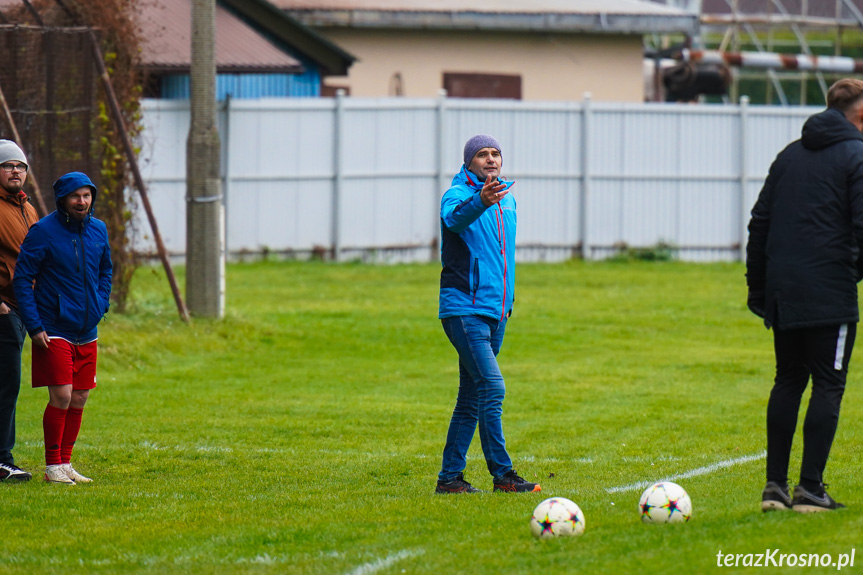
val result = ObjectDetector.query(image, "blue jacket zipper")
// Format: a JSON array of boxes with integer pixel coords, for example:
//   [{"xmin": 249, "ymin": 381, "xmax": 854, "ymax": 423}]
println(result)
[
  {"xmin": 472, "ymin": 257, "xmax": 479, "ymax": 305},
  {"xmin": 496, "ymin": 204, "xmax": 507, "ymax": 321}
]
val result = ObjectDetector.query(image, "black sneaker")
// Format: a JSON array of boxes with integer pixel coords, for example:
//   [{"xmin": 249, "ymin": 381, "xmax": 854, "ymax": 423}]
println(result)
[
  {"xmin": 791, "ymin": 484, "xmax": 845, "ymax": 513},
  {"xmin": 761, "ymin": 481, "xmax": 792, "ymax": 512},
  {"xmin": 493, "ymin": 470, "xmax": 541, "ymax": 493},
  {"xmin": 0, "ymin": 462, "xmax": 32, "ymax": 482},
  {"xmin": 435, "ymin": 473, "xmax": 483, "ymax": 494}
]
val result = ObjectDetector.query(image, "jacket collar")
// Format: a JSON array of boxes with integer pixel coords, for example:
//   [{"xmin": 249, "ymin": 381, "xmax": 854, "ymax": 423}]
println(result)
[
  {"xmin": 453, "ymin": 165, "xmax": 514, "ymax": 193},
  {"xmin": 1, "ymin": 189, "xmax": 29, "ymax": 206},
  {"xmin": 54, "ymin": 207, "xmax": 91, "ymax": 231}
]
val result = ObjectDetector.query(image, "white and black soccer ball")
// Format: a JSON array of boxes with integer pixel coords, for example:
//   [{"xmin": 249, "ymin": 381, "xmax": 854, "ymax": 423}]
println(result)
[
  {"xmin": 529, "ymin": 497, "xmax": 586, "ymax": 538},
  {"xmin": 639, "ymin": 481, "xmax": 692, "ymax": 524}
]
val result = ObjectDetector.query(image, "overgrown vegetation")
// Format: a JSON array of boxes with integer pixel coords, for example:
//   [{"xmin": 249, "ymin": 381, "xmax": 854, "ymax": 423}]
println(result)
[
  {"xmin": 608, "ymin": 241, "xmax": 677, "ymax": 262},
  {"xmin": 1, "ymin": 0, "xmax": 145, "ymax": 311},
  {"xmin": 70, "ymin": 0, "xmax": 145, "ymax": 312}
]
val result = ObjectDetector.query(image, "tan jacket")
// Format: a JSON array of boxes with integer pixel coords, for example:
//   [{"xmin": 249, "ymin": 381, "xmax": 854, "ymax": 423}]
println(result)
[{"xmin": 0, "ymin": 190, "xmax": 37, "ymax": 309}]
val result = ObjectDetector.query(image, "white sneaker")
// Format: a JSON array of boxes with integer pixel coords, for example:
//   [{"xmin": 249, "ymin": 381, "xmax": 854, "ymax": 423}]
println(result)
[
  {"xmin": 44, "ymin": 464, "xmax": 75, "ymax": 485},
  {"xmin": 61, "ymin": 464, "xmax": 92, "ymax": 483}
]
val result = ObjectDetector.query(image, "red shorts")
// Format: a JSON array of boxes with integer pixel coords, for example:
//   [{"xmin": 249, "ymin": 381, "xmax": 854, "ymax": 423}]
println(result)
[{"xmin": 32, "ymin": 338, "xmax": 98, "ymax": 390}]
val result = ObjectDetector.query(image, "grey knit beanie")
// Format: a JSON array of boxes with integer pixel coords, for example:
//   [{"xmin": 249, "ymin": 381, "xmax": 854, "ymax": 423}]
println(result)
[
  {"xmin": 463, "ymin": 134, "xmax": 501, "ymax": 168},
  {"xmin": 0, "ymin": 140, "xmax": 26, "ymax": 166}
]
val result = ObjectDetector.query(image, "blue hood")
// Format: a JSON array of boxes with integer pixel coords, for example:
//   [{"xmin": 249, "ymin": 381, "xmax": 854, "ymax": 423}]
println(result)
[{"xmin": 53, "ymin": 171, "xmax": 98, "ymax": 209}]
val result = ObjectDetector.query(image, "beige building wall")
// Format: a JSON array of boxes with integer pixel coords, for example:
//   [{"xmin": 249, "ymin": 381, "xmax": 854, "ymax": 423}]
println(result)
[{"xmin": 319, "ymin": 29, "xmax": 645, "ymax": 102}]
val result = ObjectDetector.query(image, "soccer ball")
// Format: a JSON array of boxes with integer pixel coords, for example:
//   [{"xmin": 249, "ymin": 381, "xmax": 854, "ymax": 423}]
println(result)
[
  {"xmin": 639, "ymin": 481, "xmax": 692, "ymax": 524},
  {"xmin": 529, "ymin": 497, "xmax": 586, "ymax": 538}
]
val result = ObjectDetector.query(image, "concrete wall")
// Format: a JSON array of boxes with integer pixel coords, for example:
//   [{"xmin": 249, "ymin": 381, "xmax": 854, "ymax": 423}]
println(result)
[{"xmin": 319, "ymin": 29, "xmax": 645, "ymax": 102}]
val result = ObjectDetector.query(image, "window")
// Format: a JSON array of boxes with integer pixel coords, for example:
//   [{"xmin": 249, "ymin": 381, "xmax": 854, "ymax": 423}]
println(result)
[
  {"xmin": 322, "ymin": 84, "xmax": 351, "ymax": 97},
  {"xmin": 443, "ymin": 73, "xmax": 521, "ymax": 99}
]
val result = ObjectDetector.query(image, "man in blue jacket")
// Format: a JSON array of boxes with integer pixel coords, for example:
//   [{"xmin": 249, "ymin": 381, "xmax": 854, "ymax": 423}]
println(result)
[
  {"xmin": 13, "ymin": 172, "xmax": 112, "ymax": 485},
  {"xmin": 435, "ymin": 134, "xmax": 540, "ymax": 494},
  {"xmin": 748, "ymin": 79, "xmax": 863, "ymax": 512}
]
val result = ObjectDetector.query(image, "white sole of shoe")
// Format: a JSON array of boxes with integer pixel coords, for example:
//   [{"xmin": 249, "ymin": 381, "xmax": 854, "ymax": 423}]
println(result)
[
  {"xmin": 761, "ymin": 500, "xmax": 790, "ymax": 511},
  {"xmin": 792, "ymin": 504, "xmax": 834, "ymax": 513},
  {"xmin": 1, "ymin": 474, "xmax": 31, "ymax": 482}
]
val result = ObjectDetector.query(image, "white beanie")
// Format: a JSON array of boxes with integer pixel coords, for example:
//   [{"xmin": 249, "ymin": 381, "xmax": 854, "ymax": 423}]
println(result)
[{"xmin": 0, "ymin": 140, "xmax": 27, "ymax": 166}]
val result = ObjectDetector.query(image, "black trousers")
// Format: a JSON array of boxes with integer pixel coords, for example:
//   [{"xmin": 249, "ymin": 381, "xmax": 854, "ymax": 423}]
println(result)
[
  {"xmin": 767, "ymin": 323, "xmax": 856, "ymax": 487},
  {"xmin": 0, "ymin": 308, "xmax": 26, "ymax": 466}
]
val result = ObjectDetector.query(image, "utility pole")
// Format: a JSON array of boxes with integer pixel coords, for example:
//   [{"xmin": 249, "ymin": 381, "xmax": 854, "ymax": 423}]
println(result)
[{"xmin": 186, "ymin": 0, "xmax": 224, "ymax": 317}]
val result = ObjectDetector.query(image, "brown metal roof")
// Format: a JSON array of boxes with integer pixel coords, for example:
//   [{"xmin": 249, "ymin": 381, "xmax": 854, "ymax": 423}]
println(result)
[
  {"xmin": 137, "ymin": 0, "xmax": 303, "ymax": 73},
  {"xmin": 220, "ymin": 0, "xmax": 355, "ymax": 75},
  {"xmin": 269, "ymin": 0, "xmax": 687, "ymax": 16}
]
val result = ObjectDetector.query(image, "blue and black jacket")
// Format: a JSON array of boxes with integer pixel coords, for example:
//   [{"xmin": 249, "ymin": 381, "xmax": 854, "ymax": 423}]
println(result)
[
  {"xmin": 13, "ymin": 172, "xmax": 112, "ymax": 343},
  {"xmin": 439, "ymin": 165, "xmax": 516, "ymax": 321}
]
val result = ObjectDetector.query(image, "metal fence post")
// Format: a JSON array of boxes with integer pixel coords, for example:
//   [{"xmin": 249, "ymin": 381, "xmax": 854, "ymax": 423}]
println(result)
[
  {"xmin": 221, "ymin": 94, "xmax": 232, "ymax": 255},
  {"xmin": 332, "ymin": 89, "xmax": 345, "ymax": 261},
  {"xmin": 567, "ymin": 99, "xmax": 579, "ymax": 256},
  {"xmin": 739, "ymin": 95, "xmax": 750, "ymax": 263},
  {"xmin": 434, "ymin": 89, "xmax": 448, "ymax": 262},
  {"xmin": 580, "ymin": 92, "xmax": 592, "ymax": 260}
]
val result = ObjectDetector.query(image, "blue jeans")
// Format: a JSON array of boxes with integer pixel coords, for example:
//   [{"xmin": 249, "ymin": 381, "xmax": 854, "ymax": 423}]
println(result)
[
  {"xmin": 439, "ymin": 315, "xmax": 513, "ymax": 482},
  {"xmin": 0, "ymin": 308, "xmax": 26, "ymax": 465}
]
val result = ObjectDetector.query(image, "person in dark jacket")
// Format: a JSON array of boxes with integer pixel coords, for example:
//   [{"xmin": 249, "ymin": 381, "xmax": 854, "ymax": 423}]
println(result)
[
  {"xmin": 435, "ymin": 134, "xmax": 540, "ymax": 495},
  {"xmin": 747, "ymin": 78, "xmax": 863, "ymax": 513},
  {"xmin": 13, "ymin": 172, "xmax": 112, "ymax": 485},
  {"xmin": 0, "ymin": 140, "xmax": 37, "ymax": 482}
]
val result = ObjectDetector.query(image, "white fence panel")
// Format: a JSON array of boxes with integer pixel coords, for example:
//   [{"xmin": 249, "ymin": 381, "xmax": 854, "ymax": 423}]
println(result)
[
  {"xmin": 337, "ymin": 99, "xmax": 439, "ymax": 262},
  {"xmin": 134, "ymin": 96, "xmax": 821, "ymax": 263}
]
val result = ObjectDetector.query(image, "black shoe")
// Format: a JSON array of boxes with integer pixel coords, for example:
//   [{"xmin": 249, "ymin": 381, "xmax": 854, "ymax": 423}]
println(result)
[
  {"xmin": 761, "ymin": 481, "xmax": 792, "ymax": 512},
  {"xmin": 436, "ymin": 473, "xmax": 483, "ymax": 494},
  {"xmin": 493, "ymin": 470, "xmax": 541, "ymax": 493},
  {"xmin": 0, "ymin": 462, "xmax": 32, "ymax": 482},
  {"xmin": 791, "ymin": 484, "xmax": 845, "ymax": 513}
]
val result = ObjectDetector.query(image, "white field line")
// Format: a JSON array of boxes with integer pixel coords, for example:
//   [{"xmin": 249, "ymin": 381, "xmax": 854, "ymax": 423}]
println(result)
[
  {"xmin": 344, "ymin": 549, "xmax": 424, "ymax": 575},
  {"xmin": 605, "ymin": 451, "xmax": 766, "ymax": 494},
  {"xmin": 132, "ymin": 442, "xmax": 593, "ymax": 464}
]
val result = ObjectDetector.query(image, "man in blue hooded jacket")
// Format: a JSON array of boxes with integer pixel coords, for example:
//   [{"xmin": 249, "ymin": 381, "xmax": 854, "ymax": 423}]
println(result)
[
  {"xmin": 13, "ymin": 172, "xmax": 112, "ymax": 485},
  {"xmin": 435, "ymin": 134, "xmax": 540, "ymax": 494}
]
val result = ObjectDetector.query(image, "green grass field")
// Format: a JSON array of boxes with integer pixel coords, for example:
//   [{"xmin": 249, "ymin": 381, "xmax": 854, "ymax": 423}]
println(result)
[{"xmin": 2, "ymin": 260, "xmax": 862, "ymax": 574}]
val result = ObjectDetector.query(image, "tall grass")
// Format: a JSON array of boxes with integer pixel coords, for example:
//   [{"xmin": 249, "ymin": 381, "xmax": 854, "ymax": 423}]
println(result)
[{"xmin": 2, "ymin": 260, "xmax": 861, "ymax": 574}]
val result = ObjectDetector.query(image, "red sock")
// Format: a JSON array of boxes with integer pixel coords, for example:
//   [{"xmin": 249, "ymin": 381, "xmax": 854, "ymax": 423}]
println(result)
[
  {"xmin": 61, "ymin": 407, "xmax": 84, "ymax": 464},
  {"xmin": 43, "ymin": 404, "xmax": 67, "ymax": 466}
]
